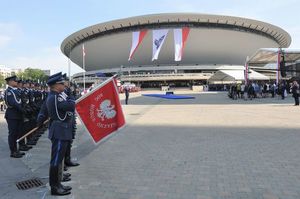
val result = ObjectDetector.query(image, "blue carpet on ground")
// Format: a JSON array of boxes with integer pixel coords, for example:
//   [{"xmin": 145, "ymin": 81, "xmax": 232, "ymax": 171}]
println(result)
[{"xmin": 142, "ymin": 94, "xmax": 195, "ymax": 99}]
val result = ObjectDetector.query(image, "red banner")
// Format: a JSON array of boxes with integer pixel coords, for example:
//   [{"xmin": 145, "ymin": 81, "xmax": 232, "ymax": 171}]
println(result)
[{"xmin": 76, "ymin": 77, "xmax": 125, "ymax": 143}]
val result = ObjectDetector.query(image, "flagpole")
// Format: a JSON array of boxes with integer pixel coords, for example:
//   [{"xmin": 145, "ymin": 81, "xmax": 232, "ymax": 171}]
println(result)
[
  {"xmin": 244, "ymin": 56, "xmax": 249, "ymax": 86},
  {"xmin": 83, "ymin": 44, "xmax": 86, "ymax": 91},
  {"xmin": 276, "ymin": 48, "xmax": 280, "ymax": 85},
  {"xmin": 68, "ymin": 57, "xmax": 71, "ymax": 81}
]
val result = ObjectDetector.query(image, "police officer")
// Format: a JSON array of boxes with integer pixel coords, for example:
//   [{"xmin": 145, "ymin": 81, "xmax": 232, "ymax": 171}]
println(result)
[
  {"xmin": 4, "ymin": 75, "xmax": 25, "ymax": 158},
  {"xmin": 17, "ymin": 80, "xmax": 33, "ymax": 151},
  {"xmin": 46, "ymin": 73, "xmax": 74, "ymax": 195},
  {"xmin": 22, "ymin": 80, "xmax": 38, "ymax": 146},
  {"xmin": 62, "ymin": 74, "xmax": 80, "ymax": 168}
]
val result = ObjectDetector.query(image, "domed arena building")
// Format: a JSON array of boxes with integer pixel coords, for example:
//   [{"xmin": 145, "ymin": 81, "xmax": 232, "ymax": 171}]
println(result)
[{"xmin": 61, "ymin": 13, "xmax": 291, "ymax": 88}]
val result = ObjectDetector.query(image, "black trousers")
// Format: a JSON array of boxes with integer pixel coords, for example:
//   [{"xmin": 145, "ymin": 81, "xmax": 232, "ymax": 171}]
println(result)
[
  {"xmin": 20, "ymin": 120, "xmax": 31, "ymax": 145},
  {"xmin": 64, "ymin": 140, "xmax": 72, "ymax": 162},
  {"xmin": 28, "ymin": 118, "xmax": 37, "ymax": 140},
  {"xmin": 6, "ymin": 119, "xmax": 22, "ymax": 153},
  {"xmin": 281, "ymin": 90, "xmax": 285, "ymax": 99},
  {"xmin": 65, "ymin": 117, "xmax": 76, "ymax": 163},
  {"xmin": 294, "ymin": 96, "xmax": 299, "ymax": 105},
  {"xmin": 125, "ymin": 95, "xmax": 129, "ymax": 105},
  {"xmin": 49, "ymin": 139, "xmax": 68, "ymax": 187}
]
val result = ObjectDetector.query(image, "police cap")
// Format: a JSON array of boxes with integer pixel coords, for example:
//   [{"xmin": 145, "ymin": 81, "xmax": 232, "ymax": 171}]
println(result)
[{"xmin": 5, "ymin": 75, "xmax": 18, "ymax": 82}]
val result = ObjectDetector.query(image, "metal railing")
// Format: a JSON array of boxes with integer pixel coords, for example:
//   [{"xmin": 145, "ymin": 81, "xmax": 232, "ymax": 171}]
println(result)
[{"xmin": 73, "ymin": 73, "xmax": 213, "ymax": 83}]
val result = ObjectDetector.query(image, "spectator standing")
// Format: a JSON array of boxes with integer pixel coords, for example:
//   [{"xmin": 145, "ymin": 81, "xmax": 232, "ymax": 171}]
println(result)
[
  {"xmin": 291, "ymin": 81, "xmax": 299, "ymax": 106},
  {"xmin": 240, "ymin": 82, "xmax": 245, "ymax": 99},
  {"xmin": 125, "ymin": 86, "xmax": 130, "ymax": 105},
  {"xmin": 280, "ymin": 81, "xmax": 287, "ymax": 100}
]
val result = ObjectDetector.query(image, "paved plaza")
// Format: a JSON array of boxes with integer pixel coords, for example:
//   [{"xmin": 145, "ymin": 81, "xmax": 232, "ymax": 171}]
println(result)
[{"xmin": 1, "ymin": 91, "xmax": 300, "ymax": 199}]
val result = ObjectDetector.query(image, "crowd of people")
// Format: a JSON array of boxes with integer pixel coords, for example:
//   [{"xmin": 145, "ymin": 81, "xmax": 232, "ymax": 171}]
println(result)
[
  {"xmin": 228, "ymin": 80, "xmax": 300, "ymax": 105},
  {"xmin": 3, "ymin": 73, "xmax": 79, "ymax": 196}
]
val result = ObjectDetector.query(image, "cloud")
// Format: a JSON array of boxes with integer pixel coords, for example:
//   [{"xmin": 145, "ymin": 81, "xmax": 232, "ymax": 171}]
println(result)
[
  {"xmin": 284, "ymin": 26, "xmax": 300, "ymax": 48},
  {"xmin": 0, "ymin": 22, "xmax": 22, "ymax": 48},
  {"xmin": 6, "ymin": 46, "xmax": 84, "ymax": 75},
  {"xmin": 0, "ymin": 35, "xmax": 12, "ymax": 48}
]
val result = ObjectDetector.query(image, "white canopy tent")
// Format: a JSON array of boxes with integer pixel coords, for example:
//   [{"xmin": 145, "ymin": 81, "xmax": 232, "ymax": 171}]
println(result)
[
  {"xmin": 209, "ymin": 69, "xmax": 269, "ymax": 83},
  {"xmin": 248, "ymin": 48, "xmax": 300, "ymax": 66}
]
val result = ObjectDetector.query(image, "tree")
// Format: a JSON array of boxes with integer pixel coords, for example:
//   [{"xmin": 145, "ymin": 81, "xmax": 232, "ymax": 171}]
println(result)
[
  {"xmin": 0, "ymin": 74, "xmax": 5, "ymax": 88},
  {"xmin": 17, "ymin": 68, "xmax": 48, "ymax": 83}
]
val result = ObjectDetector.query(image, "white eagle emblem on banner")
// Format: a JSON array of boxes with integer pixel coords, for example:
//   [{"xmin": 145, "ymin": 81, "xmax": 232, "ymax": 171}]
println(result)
[{"xmin": 97, "ymin": 99, "xmax": 116, "ymax": 121}]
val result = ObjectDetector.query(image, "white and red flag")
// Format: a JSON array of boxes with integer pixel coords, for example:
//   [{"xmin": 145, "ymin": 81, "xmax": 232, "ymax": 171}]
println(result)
[
  {"xmin": 152, "ymin": 29, "xmax": 169, "ymax": 61},
  {"xmin": 128, "ymin": 30, "xmax": 147, "ymax": 61},
  {"xmin": 174, "ymin": 27, "xmax": 190, "ymax": 61},
  {"xmin": 76, "ymin": 76, "xmax": 125, "ymax": 144}
]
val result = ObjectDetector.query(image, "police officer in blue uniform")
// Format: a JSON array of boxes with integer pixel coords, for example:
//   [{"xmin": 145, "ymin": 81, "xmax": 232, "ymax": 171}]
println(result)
[
  {"xmin": 17, "ymin": 80, "xmax": 33, "ymax": 151},
  {"xmin": 46, "ymin": 73, "xmax": 74, "ymax": 195},
  {"xmin": 4, "ymin": 75, "xmax": 25, "ymax": 158},
  {"xmin": 62, "ymin": 74, "xmax": 80, "ymax": 168}
]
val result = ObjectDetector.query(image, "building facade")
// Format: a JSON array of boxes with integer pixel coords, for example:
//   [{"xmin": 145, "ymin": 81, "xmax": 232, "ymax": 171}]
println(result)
[{"xmin": 61, "ymin": 13, "xmax": 291, "ymax": 88}]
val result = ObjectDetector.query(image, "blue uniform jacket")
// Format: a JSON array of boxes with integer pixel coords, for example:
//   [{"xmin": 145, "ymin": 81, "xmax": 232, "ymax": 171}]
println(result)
[
  {"xmin": 46, "ymin": 91, "xmax": 75, "ymax": 141},
  {"xmin": 37, "ymin": 101, "xmax": 48, "ymax": 125},
  {"xmin": 4, "ymin": 86, "xmax": 23, "ymax": 120}
]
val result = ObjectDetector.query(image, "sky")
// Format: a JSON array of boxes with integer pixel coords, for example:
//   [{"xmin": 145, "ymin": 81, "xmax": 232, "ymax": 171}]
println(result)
[{"xmin": 0, "ymin": 0, "xmax": 299, "ymax": 75}]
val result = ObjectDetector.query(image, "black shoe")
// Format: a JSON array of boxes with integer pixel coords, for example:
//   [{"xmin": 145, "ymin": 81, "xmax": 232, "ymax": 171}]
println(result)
[
  {"xmin": 65, "ymin": 160, "xmax": 80, "ymax": 167},
  {"xmin": 62, "ymin": 176, "xmax": 71, "ymax": 182},
  {"xmin": 10, "ymin": 152, "xmax": 23, "ymax": 158},
  {"xmin": 51, "ymin": 186, "xmax": 71, "ymax": 196},
  {"xmin": 64, "ymin": 166, "xmax": 68, "ymax": 171},
  {"xmin": 19, "ymin": 145, "xmax": 32, "ymax": 151},
  {"xmin": 27, "ymin": 140, "xmax": 37, "ymax": 145},
  {"xmin": 63, "ymin": 173, "xmax": 71, "ymax": 178},
  {"xmin": 19, "ymin": 146, "xmax": 30, "ymax": 151},
  {"xmin": 17, "ymin": 151, "xmax": 25, "ymax": 156},
  {"xmin": 60, "ymin": 184, "xmax": 72, "ymax": 191}
]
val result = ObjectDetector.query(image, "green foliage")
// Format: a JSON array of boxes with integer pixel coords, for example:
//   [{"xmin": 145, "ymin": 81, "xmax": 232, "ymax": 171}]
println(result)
[
  {"xmin": 0, "ymin": 74, "xmax": 5, "ymax": 88},
  {"xmin": 17, "ymin": 68, "xmax": 48, "ymax": 82}
]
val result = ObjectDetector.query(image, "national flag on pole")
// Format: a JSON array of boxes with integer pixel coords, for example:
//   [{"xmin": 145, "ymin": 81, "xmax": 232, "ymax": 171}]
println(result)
[
  {"xmin": 276, "ymin": 49, "xmax": 280, "ymax": 85},
  {"xmin": 82, "ymin": 44, "xmax": 86, "ymax": 57},
  {"xmin": 152, "ymin": 29, "xmax": 169, "ymax": 61},
  {"xmin": 174, "ymin": 27, "xmax": 190, "ymax": 61},
  {"xmin": 128, "ymin": 30, "xmax": 147, "ymax": 61},
  {"xmin": 76, "ymin": 76, "xmax": 125, "ymax": 144}
]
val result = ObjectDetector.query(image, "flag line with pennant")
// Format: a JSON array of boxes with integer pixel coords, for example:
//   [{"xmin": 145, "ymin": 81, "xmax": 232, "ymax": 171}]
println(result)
[
  {"xmin": 174, "ymin": 27, "xmax": 190, "ymax": 61},
  {"xmin": 128, "ymin": 30, "xmax": 147, "ymax": 61},
  {"xmin": 152, "ymin": 29, "xmax": 169, "ymax": 61}
]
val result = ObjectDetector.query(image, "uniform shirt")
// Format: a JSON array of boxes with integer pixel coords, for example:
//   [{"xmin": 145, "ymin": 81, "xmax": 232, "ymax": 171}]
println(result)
[
  {"xmin": 46, "ymin": 91, "xmax": 75, "ymax": 120},
  {"xmin": 46, "ymin": 90, "xmax": 75, "ymax": 140},
  {"xmin": 4, "ymin": 86, "xmax": 23, "ymax": 120}
]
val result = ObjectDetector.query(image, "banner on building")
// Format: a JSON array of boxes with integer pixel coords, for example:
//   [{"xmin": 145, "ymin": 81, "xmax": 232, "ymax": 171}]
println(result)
[
  {"xmin": 152, "ymin": 29, "xmax": 169, "ymax": 61},
  {"xmin": 128, "ymin": 30, "xmax": 147, "ymax": 61},
  {"xmin": 174, "ymin": 27, "xmax": 190, "ymax": 61}
]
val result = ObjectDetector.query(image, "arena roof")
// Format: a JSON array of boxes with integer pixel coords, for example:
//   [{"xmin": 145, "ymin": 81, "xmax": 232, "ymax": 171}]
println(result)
[
  {"xmin": 61, "ymin": 13, "xmax": 291, "ymax": 71},
  {"xmin": 61, "ymin": 13, "xmax": 291, "ymax": 57}
]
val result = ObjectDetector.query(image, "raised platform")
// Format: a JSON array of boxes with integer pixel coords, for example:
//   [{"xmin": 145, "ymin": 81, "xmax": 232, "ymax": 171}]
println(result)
[{"xmin": 143, "ymin": 94, "xmax": 195, "ymax": 99}]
